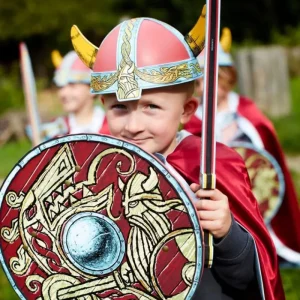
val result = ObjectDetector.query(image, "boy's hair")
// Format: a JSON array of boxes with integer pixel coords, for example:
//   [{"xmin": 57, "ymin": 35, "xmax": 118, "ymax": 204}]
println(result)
[{"xmin": 171, "ymin": 81, "xmax": 195, "ymax": 99}]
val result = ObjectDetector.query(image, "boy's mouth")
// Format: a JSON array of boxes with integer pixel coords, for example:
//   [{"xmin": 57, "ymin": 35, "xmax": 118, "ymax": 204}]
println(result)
[{"xmin": 123, "ymin": 137, "xmax": 150, "ymax": 145}]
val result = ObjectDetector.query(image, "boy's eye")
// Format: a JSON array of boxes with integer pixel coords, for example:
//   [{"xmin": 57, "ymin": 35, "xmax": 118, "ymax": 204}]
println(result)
[
  {"xmin": 148, "ymin": 104, "xmax": 160, "ymax": 109},
  {"xmin": 112, "ymin": 104, "xmax": 127, "ymax": 110}
]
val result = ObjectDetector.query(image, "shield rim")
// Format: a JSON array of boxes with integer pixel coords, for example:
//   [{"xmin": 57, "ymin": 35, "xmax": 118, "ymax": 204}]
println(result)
[
  {"xmin": 0, "ymin": 134, "xmax": 203, "ymax": 300},
  {"xmin": 229, "ymin": 141, "xmax": 285, "ymax": 224}
]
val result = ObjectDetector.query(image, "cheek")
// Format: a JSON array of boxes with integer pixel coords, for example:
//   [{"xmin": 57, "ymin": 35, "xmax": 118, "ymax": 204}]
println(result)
[
  {"xmin": 218, "ymin": 87, "xmax": 228, "ymax": 98},
  {"xmin": 151, "ymin": 111, "xmax": 179, "ymax": 136},
  {"xmin": 58, "ymin": 88, "xmax": 68, "ymax": 99},
  {"xmin": 106, "ymin": 111, "xmax": 126, "ymax": 135},
  {"xmin": 195, "ymin": 85, "xmax": 203, "ymax": 96}
]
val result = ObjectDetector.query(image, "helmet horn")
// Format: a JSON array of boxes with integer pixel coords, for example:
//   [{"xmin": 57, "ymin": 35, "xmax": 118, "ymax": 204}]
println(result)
[
  {"xmin": 70, "ymin": 25, "xmax": 99, "ymax": 69},
  {"xmin": 142, "ymin": 167, "xmax": 158, "ymax": 192},
  {"xmin": 51, "ymin": 50, "xmax": 62, "ymax": 68},
  {"xmin": 220, "ymin": 27, "xmax": 232, "ymax": 53},
  {"xmin": 185, "ymin": 5, "xmax": 206, "ymax": 57}
]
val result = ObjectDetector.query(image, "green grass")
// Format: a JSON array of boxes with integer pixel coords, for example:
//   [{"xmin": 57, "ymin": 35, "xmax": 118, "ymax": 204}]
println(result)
[
  {"xmin": 0, "ymin": 140, "xmax": 31, "ymax": 179},
  {"xmin": 281, "ymin": 268, "xmax": 300, "ymax": 299},
  {"xmin": 0, "ymin": 267, "xmax": 18, "ymax": 300},
  {"xmin": 271, "ymin": 77, "xmax": 300, "ymax": 154},
  {"xmin": 290, "ymin": 77, "xmax": 300, "ymax": 115},
  {"xmin": 290, "ymin": 170, "xmax": 300, "ymax": 198}
]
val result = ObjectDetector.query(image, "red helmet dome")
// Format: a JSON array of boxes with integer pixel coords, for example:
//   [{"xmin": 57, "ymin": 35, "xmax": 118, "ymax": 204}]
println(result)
[{"xmin": 71, "ymin": 6, "xmax": 206, "ymax": 101}]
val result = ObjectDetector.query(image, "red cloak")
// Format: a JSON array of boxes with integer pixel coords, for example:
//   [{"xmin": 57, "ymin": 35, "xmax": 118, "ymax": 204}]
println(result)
[
  {"xmin": 184, "ymin": 95, "xmax": 300, "ymax": 254},
  {"xmin": 98, "ymin": 116, "xmax": 110, "ymax": 135},
  {"xmin": 167, "ymin": 134, "xmax": 285, "ymax": 300}
]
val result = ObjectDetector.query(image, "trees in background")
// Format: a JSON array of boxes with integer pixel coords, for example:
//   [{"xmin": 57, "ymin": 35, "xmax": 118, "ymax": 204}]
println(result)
[{"xmin": 1, "ymin": 0, "xmax": 300, "ymax": 79}]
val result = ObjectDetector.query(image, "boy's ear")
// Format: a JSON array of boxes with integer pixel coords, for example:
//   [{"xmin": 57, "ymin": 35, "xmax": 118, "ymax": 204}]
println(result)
[
  {"xmin": 180, "ymin": 97, "xmax": 199, "ymax": 124},
  {"xmin": 100, "ymin": 97, "xmax": 105, "ymax": 105}
]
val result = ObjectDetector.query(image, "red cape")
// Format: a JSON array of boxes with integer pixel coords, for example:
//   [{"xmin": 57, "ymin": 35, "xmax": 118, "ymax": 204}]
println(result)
[
  {"xmin": 167, "ymin": 134, "xmax": 285, "ymax": 300},
  {"xmin": 184, "ymin": 95, "xmax": 300, "ymax": 253},
  {"xmin": 98, "ymin": 117, "xmax": 111, "ymax": 135}
]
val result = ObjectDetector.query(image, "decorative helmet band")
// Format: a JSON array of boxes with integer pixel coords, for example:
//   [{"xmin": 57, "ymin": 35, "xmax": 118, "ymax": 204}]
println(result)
[
  {"xmin": 70, "ymin": 6, "xmax": 206, "ymax": 101},
  {"xmin": 197, "ymin": 27, "xmax": 233, "ymax": 68},
  {"xmin": 52, "ymin": 50, "xmax": 92, "ymax": 87}
]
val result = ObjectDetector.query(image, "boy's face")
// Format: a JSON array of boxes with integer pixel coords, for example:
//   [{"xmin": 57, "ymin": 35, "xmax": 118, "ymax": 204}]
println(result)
[
  {"xmin": 194, "ymin": 75, "xmax": 231, "ymax": 104},
  {"xmin": 58, "ymin": 83, "xmax": 94, "ymax": 113},
  {"xmin": 103, "ymin": 85, "xmax": 197, "ymax": 156}
]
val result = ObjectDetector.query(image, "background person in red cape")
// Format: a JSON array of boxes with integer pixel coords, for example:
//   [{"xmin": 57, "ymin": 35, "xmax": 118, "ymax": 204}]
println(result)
[
  {"xmin": 184, "ymin": 28, "xmax": 300, "ymax": 266},
  {"xmin": 72, "ymin": 13, "xmax": 284, "ymax": 299}
]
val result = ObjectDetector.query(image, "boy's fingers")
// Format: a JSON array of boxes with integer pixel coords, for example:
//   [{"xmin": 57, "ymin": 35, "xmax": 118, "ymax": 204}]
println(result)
[
  {"xmin": 190, "ymin": 183, "xmax": 201, "ymax": 192},
  {"xmin": 197, "ymin": 210, "xmax": 218, "ymax": 221},
  {"xmin": 200, "ymin": 220, "xmax": 224, "ymax": 231},
  {"xmin": 195, "ymin": 189, "xmax": 227, "ymax": 201},
  {"xmin": 194, "ymin": 199, "xmax": 218, "ymax": 211}
]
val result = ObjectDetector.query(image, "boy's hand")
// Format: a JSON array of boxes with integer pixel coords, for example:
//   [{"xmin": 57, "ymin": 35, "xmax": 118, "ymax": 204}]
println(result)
[{"xmin": 190, "ymin": 183, "xmax": 232, "ymax": 239}]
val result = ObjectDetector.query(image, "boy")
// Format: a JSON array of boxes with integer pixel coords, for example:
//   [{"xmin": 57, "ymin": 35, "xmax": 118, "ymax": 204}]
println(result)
[
  {"xmin": 71, "ymin": 15, "xmax": 284, "ymax": 299},
  {"xmin": 51, "ymin": 50, "xmax": 110, "ymax": 135}
]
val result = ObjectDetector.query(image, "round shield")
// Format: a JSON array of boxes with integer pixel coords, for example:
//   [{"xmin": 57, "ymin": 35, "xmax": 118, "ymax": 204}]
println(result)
[
  {"xmin": 230, "ymin": 142, "xmax": 285, "ymax": 223},
  {"xmin": 0, "ymin": 134, "xmax": 203, "ymax": 300}
]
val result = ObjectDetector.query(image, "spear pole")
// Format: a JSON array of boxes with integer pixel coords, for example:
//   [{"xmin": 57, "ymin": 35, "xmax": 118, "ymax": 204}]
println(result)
[
  {"xmin": 200, "ymin": 0, "xmax": 221, "ymax": 268},
  {"xmin": 19, "ymin": 42, "xmax": 42, "ymax": 147}
]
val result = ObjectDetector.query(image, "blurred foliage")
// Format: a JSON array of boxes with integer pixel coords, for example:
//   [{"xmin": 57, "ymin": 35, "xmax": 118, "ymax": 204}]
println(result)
[
  {"xmin": 0, "ymin": 64, "xmax": 24, "ymax": 115},
  {"xmin": 272, "ymin": 25, "xmax": 300, "ymax": 46},
  {"xmin": 273, "ymin": 114, "xmax": 300, "ymax": 154},
  {"xmin": 0, "ymin": 0, "xmax": 120, "ymax": 42},
  {"xmin": 0, "ymin": 139, "xmax": 31, "ymax": 177},
  {"xmin": 281, "ymin": 268, "xmax": 300, "ymax": 299},
  {"xmin": 1, "ymin": 0, "xmax": 300, "ymax": 81},
  {"xmin": 1, "ymin": 0, "xmax": 300, "ymax": 54},
  {"xmin": 0, "ymin": 64, "xmax": 48, "ymax": 116},
  {"xmin": 290, "ymin": 170, "xmax": 300, "ymax": 198},
  {"xmin": 272, "ymin": 77, "xmax": 300, "ymax": 154}
]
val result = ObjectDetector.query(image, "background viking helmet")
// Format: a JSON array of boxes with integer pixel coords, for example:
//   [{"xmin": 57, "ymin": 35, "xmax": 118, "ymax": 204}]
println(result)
[
  {"xmin": 197, "ymin": 27, "xmax": 233, "ymax": 68},
  {"xmin": 71, "ymin": 6, "xmax": 206, "ymax": 101},
  {"xmin": 52, "ymin": 50, "xmax": 92, "ymax": 87}
]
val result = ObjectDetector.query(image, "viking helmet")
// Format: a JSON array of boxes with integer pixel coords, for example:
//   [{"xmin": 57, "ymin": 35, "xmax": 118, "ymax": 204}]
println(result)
[
  {"xmin": 197, "ymin": 27, "xmax": 233, "ymax": 68},
  {"xmin": 71, "ymin": 6, "xmax": 206, "ymax": 101},
  {"xmin": 52, "ymin": 50, "xmax": 92, "ymax": 87}
]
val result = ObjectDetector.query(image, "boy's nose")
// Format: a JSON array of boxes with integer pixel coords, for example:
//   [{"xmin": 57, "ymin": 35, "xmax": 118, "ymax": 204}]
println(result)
[
  {"xmin": 58, "ymin": 85, "xmax": 71, "ymax": 99},
  {"xmin": 124, "ymin": 112, "xmax": 144, "ymax": 134}
]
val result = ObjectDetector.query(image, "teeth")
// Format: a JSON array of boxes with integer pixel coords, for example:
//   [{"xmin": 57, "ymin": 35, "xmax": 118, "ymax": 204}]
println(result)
[
  {"xmin": 83, "ymin": 185, "xmax": 93, "ymax": 197},
  {"xmin": 45, "ymin": 196, "xmax": 54, "ymax": 204},
  {"xmin": 68, "ymin": 176, "xmax": 74, "ymax": 184},
  {"xmin": 49, "ymin": 210, "xmax": 56, "ymax": 220},
  {"xmin": 58, "ymin": 203, "xmax": 66, "ymax": 213},
  {"xmin": 55, "ymin": 185, "xmax": 63, "ymax": 195},
  {"xmin": 69, "ymin": 195, "xmax": 78, "ymax": 205}
]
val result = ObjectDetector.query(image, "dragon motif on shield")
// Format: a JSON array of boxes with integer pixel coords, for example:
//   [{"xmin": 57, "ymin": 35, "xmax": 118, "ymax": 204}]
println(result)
[{"xmin": 0, "ymin": 135, "xmax": 202, "ymax": 300}]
